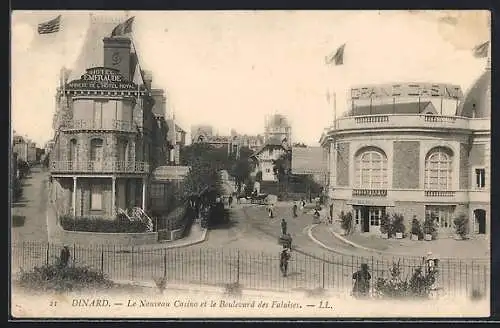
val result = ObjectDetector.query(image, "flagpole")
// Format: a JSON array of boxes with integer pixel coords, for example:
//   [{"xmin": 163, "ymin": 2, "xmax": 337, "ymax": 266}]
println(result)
[
  {"xmin": 333, "ymin": 92, "xmax": 337, "ymax": 129},
  {"xmin": 440, "ymin": 96, "xmax": 443, "ymax": 115}
]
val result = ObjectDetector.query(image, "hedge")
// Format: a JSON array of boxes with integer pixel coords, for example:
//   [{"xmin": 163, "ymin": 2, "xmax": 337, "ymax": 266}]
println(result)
[{"xmin": 60, "ymin": 215, "xmax": 149, "ymax": 233}]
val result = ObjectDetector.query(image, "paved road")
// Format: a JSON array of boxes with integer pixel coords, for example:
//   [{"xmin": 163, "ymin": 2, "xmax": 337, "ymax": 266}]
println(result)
[{"xmin": 11, "ymin": 167, "xmax": 50, "ymax": 243}]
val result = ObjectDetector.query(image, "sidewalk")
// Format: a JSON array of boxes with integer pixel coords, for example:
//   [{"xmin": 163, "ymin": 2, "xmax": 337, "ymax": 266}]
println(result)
[
  {"xmin": 310, "ymin": 223, "xmax": 490, "ymax": 260},
  {"xmin": 45, "ymin": 186, "xmax": 208, "ymax": 250}
]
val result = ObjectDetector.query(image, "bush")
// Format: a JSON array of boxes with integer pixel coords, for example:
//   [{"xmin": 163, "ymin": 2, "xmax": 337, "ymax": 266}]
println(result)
[
  {"xmin": 339, "ymin": 211, "xmax": 353, "ymax": 235},
  {"xmin": 60, "ymin": 215, "xmax": 149, "ymax": 233},
  {"xmin": 423, "ymin": 214, "xmax": 437, "ymax": 238},
  {"xmin": 453, "ymin": 213, "xmax": 469, "ymax": 239},
  {"xmin": 411, "ymin": 217, "xmax": 423, "ymax": 240},
  {"xmin": 380, "ymin": 214, "xmax": 392, "ymax": 236},
  {"xmin": 391, "ymin": 214, "xmax": 405, "ymax": 235},
  {"xmin": 17, "ymin": 262, "xmax": 113, "ymax": 292}
]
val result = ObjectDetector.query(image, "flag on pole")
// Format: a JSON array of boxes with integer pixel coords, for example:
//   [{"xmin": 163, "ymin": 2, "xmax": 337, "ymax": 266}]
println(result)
[
  {"xmin": 325, "ymin": 43, "xmax": 346, "ymax": 65},
  {"xmin": 38, "ymin": 15, "xmax": 61, "ymax": 34},
  {"xmin": 111, "ymin": 16, "xmax": 135, "ymax": 37},
  {"xmin": 473, "ymin": 41, "xmax": 490, "ymax": 58}
]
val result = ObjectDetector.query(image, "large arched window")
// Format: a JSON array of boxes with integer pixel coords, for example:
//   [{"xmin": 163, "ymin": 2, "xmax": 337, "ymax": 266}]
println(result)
[
  {"xmin": 425, "ymin": 147, "xmax": 453, "ymax": 190},
  {"xmin": 354, "ymin": 147, "xmax": 388, "ymax": 189}
]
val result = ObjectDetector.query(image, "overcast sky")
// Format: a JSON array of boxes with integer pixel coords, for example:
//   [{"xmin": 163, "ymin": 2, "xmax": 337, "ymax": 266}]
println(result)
[{"xmin": 11, "ymin": 10, "xmax": 489, "ymax": 147}]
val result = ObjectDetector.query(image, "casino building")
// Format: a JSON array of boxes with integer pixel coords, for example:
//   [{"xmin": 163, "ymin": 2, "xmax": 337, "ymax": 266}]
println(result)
[
  {"xmin": 49, "ymin": 16, "xmax": 172, "ymax": 218},
  {"xmin": 320, "ymin": 74, "xmax": 490, "ymax": 236}
]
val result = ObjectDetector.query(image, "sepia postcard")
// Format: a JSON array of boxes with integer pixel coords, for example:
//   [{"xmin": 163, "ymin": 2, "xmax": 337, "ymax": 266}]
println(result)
[{"xmin": 10, "ymin": 10, "xmax": 491, "ymax": 319}]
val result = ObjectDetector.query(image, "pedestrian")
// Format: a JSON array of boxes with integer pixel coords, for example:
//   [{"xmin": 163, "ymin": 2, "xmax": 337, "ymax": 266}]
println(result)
[
  {"xmin": 280, "ymin": 246, "xmax": 291, "ymax": 277},
  {"xmin": 301, "ymin": 199, "xmax": 306, "ymax": 209},
  {"xmin": 352, "ymin": 263, "xmax": 371, "ymax": 298},
  {"xmin": 329, "ymin": 204, "xmax": 333, "ymax": 223},
  {"xmin": 228, "ymin": 195, "xmax": 233, "ymax": 208},
  {"xmin": 281, "ymin": 218, "xmax": 287, "ymax": 235},
  {"xmin": 59, "ymin": 245, "xmax": 71, "ymax": 268},
  {"xmin": 268, "ymin": 204, "xmax": 274, "ymax": 219},
  {"xmin": 292, "ymin": 202, "xmax": 298, "ymax": 218}
]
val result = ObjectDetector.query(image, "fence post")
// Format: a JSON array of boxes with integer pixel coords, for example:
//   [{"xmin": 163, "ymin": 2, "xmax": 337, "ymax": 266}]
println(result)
[
  {"xmin": 237, "ymin": 250, "xmax": 240, "ymax": 285},
  {"xmin": 164, "ymin": 249, "xmax": 167, "ymax": 277},
  {"xmin": 131, "ymin": 247, "xmax": 134, "ymax": 281},
  {"xmin": 100, "ymin": 248, "xmax": 104, "ymax": 273},
  {"xmin": 321, "ymin": 254, "xmax": 325, "ymax": 289},
  {"xmin": 199, "ymin": 248, "xmax": 202, "ymax": 284},
  {"xmin": 46, "ymin": 242, "xmax": 49, "ymax": 265}
]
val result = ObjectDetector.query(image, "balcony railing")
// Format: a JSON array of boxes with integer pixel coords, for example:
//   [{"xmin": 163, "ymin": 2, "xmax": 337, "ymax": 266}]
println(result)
[
  {"xmin": 424, "ymin": 190, "xmax": 456, "ymax": 197},
  {"xmin": 61, "ymin": 120, "xmax": 137, "ymax": 133},
  {"xmin": 51, "ymin": 160, "xmax": 149, "ymax": 174},
  {"xmin": 330, "ymin": 114, "xmax": 489, "ymax": 132},
  {"xmin": 352, "ymin": 189, "xmax": 388, "ymax": 197}
]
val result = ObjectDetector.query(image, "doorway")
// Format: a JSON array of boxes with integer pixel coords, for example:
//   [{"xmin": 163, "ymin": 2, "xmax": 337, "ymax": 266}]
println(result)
[
  {"xmin": 474, "ymin": 209, "xmax": 486, "ymax": 234},
  {"xmin": 353, "ymin": 206, "xmax": 385, "ymax": 233}
]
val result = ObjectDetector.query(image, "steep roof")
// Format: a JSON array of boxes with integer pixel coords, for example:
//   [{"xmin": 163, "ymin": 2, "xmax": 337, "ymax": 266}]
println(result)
[{"xmin": 68, "ymin": 14, "xmax": 143, "ymax": 85}]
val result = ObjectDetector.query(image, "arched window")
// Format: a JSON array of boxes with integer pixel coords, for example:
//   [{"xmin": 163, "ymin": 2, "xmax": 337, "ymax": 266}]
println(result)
[
  {"xmin": 69, "ymin": 139, "xmax": 77, "ymax": 162},
  {"xmin": 425, "ymin": 147, "xmax": 452, "ymax": 190},
  {"xmin": 354, "ymin": 147, "xmax": 388, "ymax": 189}
]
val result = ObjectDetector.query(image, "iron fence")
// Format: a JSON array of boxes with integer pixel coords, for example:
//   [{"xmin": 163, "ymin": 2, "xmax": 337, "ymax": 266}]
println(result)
[{"xmin": 10, "ymin": 241, "xmax": 490, "ymax": 297}]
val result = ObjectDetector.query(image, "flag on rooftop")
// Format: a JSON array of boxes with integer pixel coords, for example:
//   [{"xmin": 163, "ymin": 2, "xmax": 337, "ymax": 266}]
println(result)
[
  {"xmin": 111, "ymin": 16, "xmax": 135, "ymax": 37},
  {"xmin": 325, "ymin": 43, "xmax": 346, "ymax": 65},
  {"xmin": 37, "ymin": 15, "xmax": 61, "ymax": 34},
  {"xmin": 473, "ymin": 41, "xmax": 489, "ymax": 58}
]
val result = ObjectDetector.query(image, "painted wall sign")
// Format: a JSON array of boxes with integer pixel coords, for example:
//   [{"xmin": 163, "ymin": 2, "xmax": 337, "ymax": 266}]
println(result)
[
  {"xmin": 152, "ymin": 165, "xmax": 190, "ymax": 181},
  {"xmin": 346, "ymin": 199, "xmax": 396, "ymax": 207},
  {"xmin": 65, "ymin": 67, "xmax": 141, "ymax": 91},
  {"xmin": 350, "ymin": 82, "xmax": 463, "ymax": 100}
]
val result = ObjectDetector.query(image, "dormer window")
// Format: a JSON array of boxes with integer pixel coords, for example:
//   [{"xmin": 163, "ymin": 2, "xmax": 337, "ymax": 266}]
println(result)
[{"xmin": 472, "ymin": 104, "xmax": 477, "ymax": 118}]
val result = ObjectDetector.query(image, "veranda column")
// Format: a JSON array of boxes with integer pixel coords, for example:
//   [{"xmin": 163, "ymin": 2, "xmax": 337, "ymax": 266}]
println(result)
[
  {"xmin": 111, "ymin": 176, "xmax": 116, "ymax": 216},
  {"xmin": 142, "ymin": 177, "xmax": 147, "ymax": 211},
  {"xmin": 72, "ymin": 176, "xmax": 77, "ymax": 217}
]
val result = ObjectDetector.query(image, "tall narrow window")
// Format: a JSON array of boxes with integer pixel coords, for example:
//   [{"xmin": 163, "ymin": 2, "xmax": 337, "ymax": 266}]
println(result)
[
  {"xmin": 425, "ymin": 147, "xmax": 452, "ymax": 190},
  {"xmin": 93, "ymin": 101, "xmax": 104, "ymax": 129},
  {"xmin": 90, "ymin": 184, "xmax": 103, "ymax": 210},
  {"xmin": 475, "ymin": 168, "xmax": 486, "ymax": 189},
  {"xmin": 354, "ymin": 147, "xmax": 388, "ymax": 189},
  {"xmin": 90, "ymin": 138, "xmax": 104, "ymax": 171}
]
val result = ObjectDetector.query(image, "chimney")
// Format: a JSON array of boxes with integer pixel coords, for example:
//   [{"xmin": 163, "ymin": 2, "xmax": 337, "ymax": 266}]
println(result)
[
  {"xmin": 143, "ymin": 70, "xmax": 153, "ymax": 90},
  {"xmin": 103, "ymin": 37, "xmax": 132, "ymax": 80},
  {"xmin": 151, "ymin": 89, "xmax": 166, "ymax": 117}
]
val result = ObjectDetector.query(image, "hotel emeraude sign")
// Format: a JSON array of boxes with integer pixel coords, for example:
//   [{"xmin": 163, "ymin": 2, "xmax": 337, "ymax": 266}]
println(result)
[{"xmin": 66, "ymin": 67, "xmax": 139, "ymax": 91}]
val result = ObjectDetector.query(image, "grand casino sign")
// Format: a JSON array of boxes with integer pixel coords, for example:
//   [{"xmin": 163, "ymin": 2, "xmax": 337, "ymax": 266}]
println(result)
[
  {"xmin": 350, "ymin": 82, "xmax": 463, "ymax": 101},
  {"xmin": 64, "ymin": 67, "xmax": 147, "ymax": 96}
]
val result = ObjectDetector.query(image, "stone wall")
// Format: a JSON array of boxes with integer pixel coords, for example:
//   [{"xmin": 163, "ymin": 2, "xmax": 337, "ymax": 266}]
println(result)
[
  {"xmin": 393, "ymin": 141, "xmax": 420, "ymax": 189},
  {"xmin": 459, "ymin": 143, "xmax": 469, "ymax": 189},
  {"xmin": 336, "ymin": 143, "xmax": 349, "ymax": 186}
]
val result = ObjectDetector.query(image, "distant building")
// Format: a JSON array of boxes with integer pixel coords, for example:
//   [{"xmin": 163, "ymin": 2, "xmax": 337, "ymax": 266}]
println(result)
[
  {"xmin": 12, "ymin": 134, "xmax": 37, "ymax": 164},
  {"xmin": 264, "ymin": 113, "xmax": 292, "ymax": 145},
  {"xmin": 191, "ymin": 125, "xmax": 262, "ymax": 159},
  {"xmin": 167, "ymin": 119, "xmax": 187, "ymax": 165},
  {"xmin": 250, "ymin": 136, "xmax": 290, "ymax": 182}
]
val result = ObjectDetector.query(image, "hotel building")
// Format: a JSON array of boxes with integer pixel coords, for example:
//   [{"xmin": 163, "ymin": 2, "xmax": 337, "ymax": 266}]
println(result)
[{"xmin": 50, "ymin": 16, "xmax": 170, "ymax": 218}]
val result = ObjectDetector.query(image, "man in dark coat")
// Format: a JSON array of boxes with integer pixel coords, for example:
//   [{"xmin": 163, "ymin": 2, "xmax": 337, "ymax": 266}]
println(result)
[
  {"xmin": 280, "ymin": 247, "xmax": 291, "ymax": 277},
  {"xmin": 352, "ymin": 263, "xmax": 371, "ymax": 298},
  {"xmin": 292, "ymin": 202, "xmax": 298, "ymax": 217},
  {"xmin": 281, "ymin": 218, "xmax": 287, "ymax": 235},
  {"xmin": 60, "ymin": 245, "xmax": 71, "ymax": 268}
]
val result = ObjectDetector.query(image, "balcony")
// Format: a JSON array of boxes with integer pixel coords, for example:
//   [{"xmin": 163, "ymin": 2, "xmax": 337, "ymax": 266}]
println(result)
[
  {"xmin": 51, "ymin": 160, "xmax": 150, "ymax": 174},
  {"xmin": 352, "ymin": 189, "xmax": 387, "ymax": 197},
  {"xmin": 61, "ymin": 120, "xmax": 137, "ymax": 133},
  {"xmin": 331, "ymin": 114, "xmax": 479, "ymax": 132},
  {"xmin": 424, "ymin": 190, "xmax": 456, "ymax": 197}
]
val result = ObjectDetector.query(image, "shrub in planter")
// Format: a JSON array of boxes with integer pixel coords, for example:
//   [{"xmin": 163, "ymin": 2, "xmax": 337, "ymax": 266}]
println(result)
[
  {"xmin": 422, "ymin": 215, "xmax": 437, "ymax": 241},
  {"xmin": 411, "ymin": 217, "xmax": 423, "ymax": 241},
  {"xmin": 339, "ymin": 211, "xmax": 354, "ymax": 235},
  {"xmin": 453, "ymin": 213, "xmax": 469, "ymax": 240},
  {"xmin": 380, "ymin": 214, "xmax": 391, "ymax": 238},
  {"xmin": 391, "ymin": 214, "xmax": 405, "ymax": 239}
]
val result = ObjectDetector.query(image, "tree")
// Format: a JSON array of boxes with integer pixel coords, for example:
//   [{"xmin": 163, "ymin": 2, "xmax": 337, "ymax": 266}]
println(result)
[
  {"xmin": 230, "ymin": 147, "xmax": 253, "ymax": 193},
  {"xmin": 181, "ymin": 143, "xmax": 225, "ymax": 197},
  {"xmin": 292, "ymin": 142, "xmax": 307, "ymax": 148}
]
